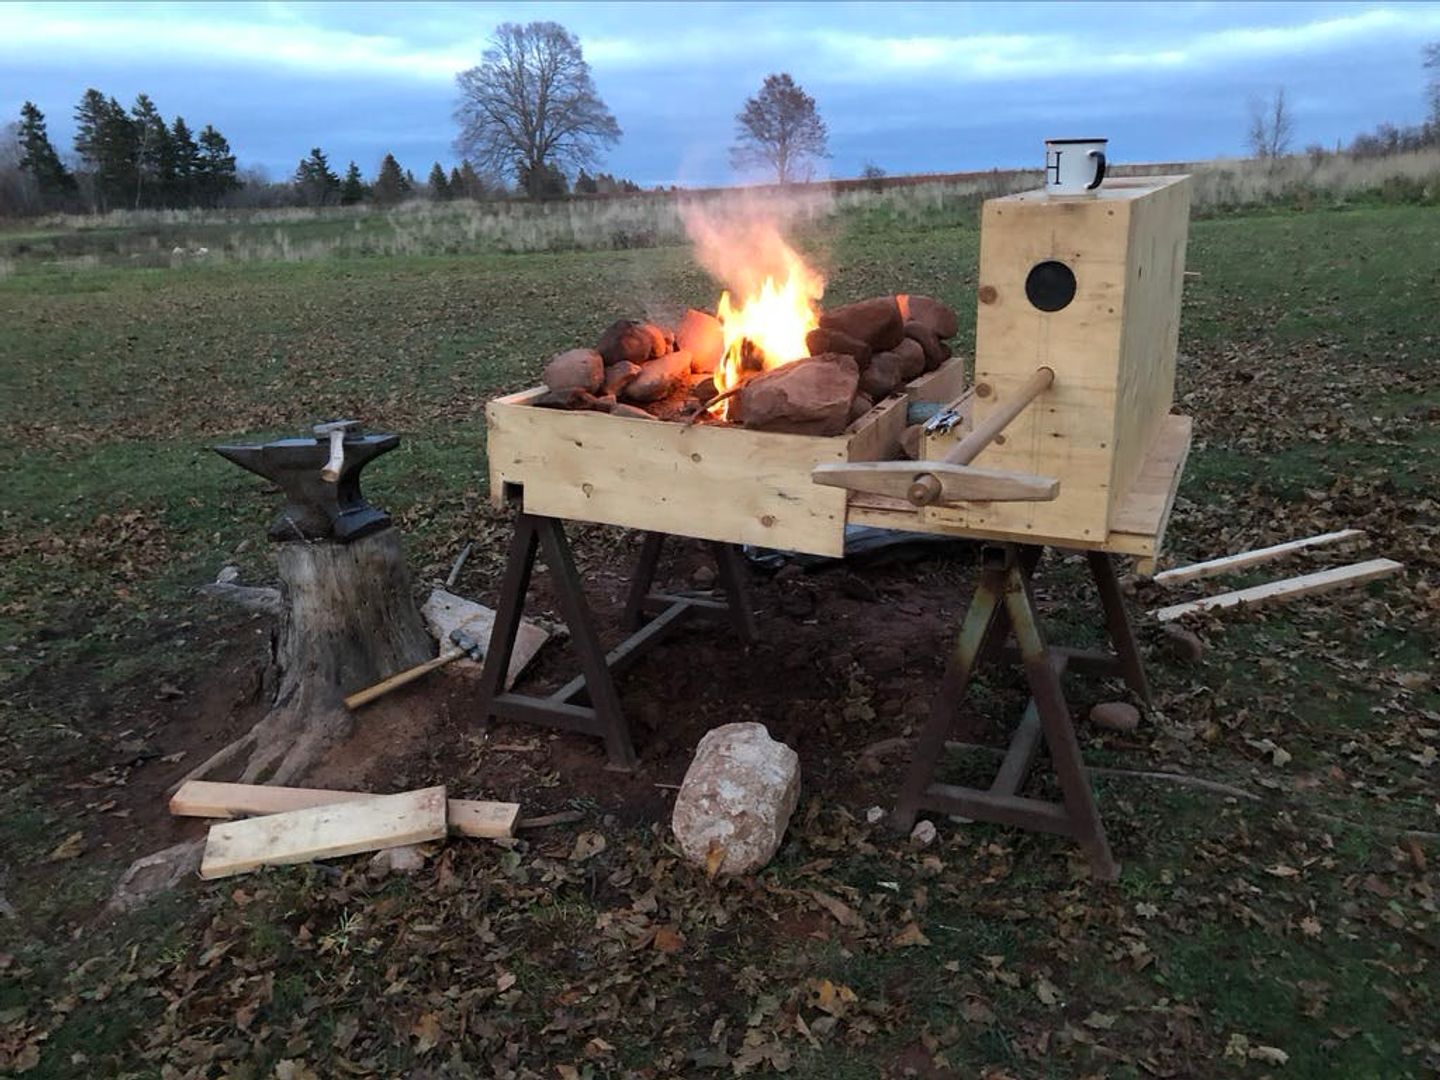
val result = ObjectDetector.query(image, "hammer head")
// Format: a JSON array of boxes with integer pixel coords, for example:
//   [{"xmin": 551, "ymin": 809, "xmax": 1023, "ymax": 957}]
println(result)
[{"xmin": 448, "ymin": 627, "xmax": 485, "ymax": 660}]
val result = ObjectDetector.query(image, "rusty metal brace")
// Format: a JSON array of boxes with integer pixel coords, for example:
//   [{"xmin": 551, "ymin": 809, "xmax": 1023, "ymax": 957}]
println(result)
[
  {"xmin": 473, "ymin": 509, "xmax": 757, "ymax": 770},
  {"xmin": 891, "ymin": 543, "xmax": 1149, "ymax": 880}
]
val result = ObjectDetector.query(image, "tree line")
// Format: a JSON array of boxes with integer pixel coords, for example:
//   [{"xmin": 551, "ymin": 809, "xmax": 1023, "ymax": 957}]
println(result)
[{"xmin": 12, "ymin": 90, "xmax": 238, "ymax": 214}]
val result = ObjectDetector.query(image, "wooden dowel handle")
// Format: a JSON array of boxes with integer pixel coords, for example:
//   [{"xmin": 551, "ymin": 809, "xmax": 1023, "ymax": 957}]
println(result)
[
  {"xmin": 908, "ymin": 366, "xmax": 1054, "ymax": 507},
  {"xmin": 344, "ymin": 651, "xmax": 460, "ymax": 710}
]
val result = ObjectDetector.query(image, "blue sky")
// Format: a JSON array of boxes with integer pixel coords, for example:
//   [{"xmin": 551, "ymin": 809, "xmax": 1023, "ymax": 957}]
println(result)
[{"xmin": 2, "ymin": 2, "xmax": 1438, "ymax": 187}]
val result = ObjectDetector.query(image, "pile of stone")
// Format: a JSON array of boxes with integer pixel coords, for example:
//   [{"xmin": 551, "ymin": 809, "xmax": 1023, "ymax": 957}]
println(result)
[{"xmin": 534, "ymin": 294, "xmax": 959, "ymax": 438}]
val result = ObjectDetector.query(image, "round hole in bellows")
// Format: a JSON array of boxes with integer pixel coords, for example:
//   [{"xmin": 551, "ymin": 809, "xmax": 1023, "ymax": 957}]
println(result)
[{"xmin": 1024, "ymin": 260, "xmax": 1077, "ymax": 312}]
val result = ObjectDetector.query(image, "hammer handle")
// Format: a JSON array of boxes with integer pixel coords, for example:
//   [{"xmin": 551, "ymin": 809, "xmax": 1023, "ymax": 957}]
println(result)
[
  {"xmin": 344, "ymin": 650, "xmax": 464, "ymax": 710},
  {"xmin": 908, "ymin": 366, "xmax": 1055, "ymax": 506}
]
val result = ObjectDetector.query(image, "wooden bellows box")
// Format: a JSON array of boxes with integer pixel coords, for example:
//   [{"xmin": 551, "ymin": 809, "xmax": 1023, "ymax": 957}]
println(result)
[{"xmin": 923, "ymin": 176, "xmax": 1191, "ymax": 546}]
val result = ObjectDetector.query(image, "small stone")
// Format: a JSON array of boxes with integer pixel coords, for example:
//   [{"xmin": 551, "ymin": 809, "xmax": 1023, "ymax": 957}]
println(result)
[
  {"xmin": 739, "ymin": 353, "xmax": 859, "ymax": 436},
  {"xmin": 691, "ymin": 564, "xmax": 717, "ymax": 588},
  {"xmin": 369, "ymin": 844, "xmax": 426, "ymax": 875},
  {"xmin": 601, "ymin": 360, "xmax": 642, "ymax": 397},
  {"xmin": 543, "ymin": 348, "xmax": 604, "ymax": 393},
  {"xmin": 892, "ymin": 338, "xmax": 926, "ymax": 380},
  {"xmin": 107, "ymin": 839, "xmax": 205, "ymax": 914},
  {"xmin": 865, "ymin": 805, "xmax": 886, "ymax": 825},
  {"xmin": 535, "ymin": 387, "xmax": 600, "ymax": 410},
  {"xmin": 904, "ymin": 320, "xmax": 950, "ymax": 371},
  {"xmin": 642, "ymin": 322, "xmax": 670, "ymax": 359},
  {"xmin": 858, "ymin": 351, "xmax": 904, "ymax": 401},
  {"xmin": 611, "ymin": 402, "xmax": 656, "ymax": 420},
  {"xmin": 623, "ymin": 350, "xmax": 692, "ymax": 404},
  {"xmin": 672, "ymin": 722, "xmax": 800, "ymax": 877},
  {"xmin": 910, "ymin": 820, "xmax": 937, "ymax": 846},
  {"xmin": 693, "ymin": 375, "xmax": 718, "ymax": 404},
  {"xmin": 1161, "ymin": 624, "xmax": 1205, "ymax": 663},
  {"xmin": 847, "ymin": 392, "xmax": 874, "ymax": 424},
  {"xmin": 1090, "ymin": 701, "xmax": 1140, "ymax": 733},
  {"xmin": 819, "ymin": 297, "xmax": 904, "ymax": 350},
  {"xmin": 899, "ymin": 423, "xmax": 924, "ymax": 460},
  {"xmin": 898, "ymin": 294, "xmax": 959, "ymax": 339},
  {"xmin": 677, "ymin": 309, "xmax": 724, "ymax": 373},
  {"xmin": 597, "ymin": 319, "xmax": 653, "ymax": 365},
  {"xmin": 805, "ymin": 327, "xmax": 872, "ymax": 366}
]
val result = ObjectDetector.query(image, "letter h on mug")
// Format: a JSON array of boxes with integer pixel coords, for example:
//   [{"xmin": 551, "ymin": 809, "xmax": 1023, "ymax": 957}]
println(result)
[{"xmin": 1045, "ymin": 138, "xmax": 1107, "ymax": 196}]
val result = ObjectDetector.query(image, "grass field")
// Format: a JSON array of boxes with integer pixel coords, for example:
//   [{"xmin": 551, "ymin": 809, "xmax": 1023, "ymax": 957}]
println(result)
[{"xmin": 1, "ymin": 199, "xmax": 1437, "ymax": 1077}]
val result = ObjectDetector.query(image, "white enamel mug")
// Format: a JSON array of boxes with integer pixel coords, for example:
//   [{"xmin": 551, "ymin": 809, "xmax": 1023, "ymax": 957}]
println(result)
[{"xmin": 1044, "ymin": 138, "xmax": 1107, "ymax": 195}]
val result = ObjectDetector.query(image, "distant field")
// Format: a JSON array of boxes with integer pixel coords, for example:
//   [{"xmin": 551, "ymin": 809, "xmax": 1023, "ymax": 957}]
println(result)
[{"xmin": 0, "ymin": 201, "xmax": 1436, "ymax": 1077}]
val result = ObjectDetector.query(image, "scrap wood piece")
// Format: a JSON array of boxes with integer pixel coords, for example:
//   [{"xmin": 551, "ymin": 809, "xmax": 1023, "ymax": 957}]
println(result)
[
  {"xmin": 421, "ymin": 587, "xmax": 549, "ymax": 690},
  {"xmin": 199, "ymin": 786, "xmax": 448, "ymax": 880},
  {"xmin": 1152, "ymin": 528, "xmax": 1366, "ymax": 587},
  {"xmin": 172, "ymin": 780, "xmax": 519, "ymax": 838},
  {"xmin": 1151, "ymin": 558, "xmax": 1402, "ymax": 623}
]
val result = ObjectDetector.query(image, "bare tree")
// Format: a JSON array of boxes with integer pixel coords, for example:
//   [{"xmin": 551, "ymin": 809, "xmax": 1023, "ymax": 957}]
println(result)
[
  {"xmin": 1247, "ymin": 87, "xmax": 1295, "ymax": 160},
  {"xmin": 453, "ymin": 21, "xmax": 621, "ymax": 198},
  {"xmin": 731, "ymin": 73, "xmax": 828, "ymax": 184},
  {"xmin": 1426, "ymin": 41, "xmax": 1440, "ymax": 127}
]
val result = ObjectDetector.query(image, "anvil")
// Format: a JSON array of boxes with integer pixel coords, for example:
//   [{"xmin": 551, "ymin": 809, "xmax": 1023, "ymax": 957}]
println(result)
[{"xmin": 214, "ymin": 424, "xmax": 400, "ymax": 543}]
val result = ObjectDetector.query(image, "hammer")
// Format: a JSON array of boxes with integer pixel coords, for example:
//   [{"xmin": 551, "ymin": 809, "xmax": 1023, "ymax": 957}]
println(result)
[
  {"xmin": 343, "ymin": 627, "xmax": 484, "ymax": 710},
  {"xmin": 314, "ymin": 419, "xmax": 361, "ymax": 483}
]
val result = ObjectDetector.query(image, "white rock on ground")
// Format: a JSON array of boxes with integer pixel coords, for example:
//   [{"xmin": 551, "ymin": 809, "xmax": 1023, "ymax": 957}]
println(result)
[{"xmin": 672, "ymin": 722, "xmax": 800, "ymax": 877}]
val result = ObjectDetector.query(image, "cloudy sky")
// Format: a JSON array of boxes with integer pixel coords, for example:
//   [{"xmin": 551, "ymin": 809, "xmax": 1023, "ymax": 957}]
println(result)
[{"xmin": 3, "ymin": 1, "xmax": 1438, "ymax": 187}]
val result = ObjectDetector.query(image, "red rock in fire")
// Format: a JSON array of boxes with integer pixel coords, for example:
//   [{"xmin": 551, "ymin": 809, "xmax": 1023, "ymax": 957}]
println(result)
[
  {"xmin": 622, "ymin": 349, "xmax": 692, "ymax": 404},
  {"xmin": 642, "ymin": 323, "xmax": 670, "ymax": 359},
  {"xmin": 677, "ymin": 309, "xmax": 724, "ymax": 374},
  {"xmin": 597, "ymin": 320, "xmax": 654, "ymax": 365},
  {"xmin": 542, "ymin": 348, "xmax": 604, "ymax": 393},
  {"xmin": 535, "ymin": 386, "xmax": 600, "ymax": 410},
  {"xmin": 858, "ymin": 351, "xmax": 904, "ymax": 401},
  {"xmin": 819, "ymin": 297, "xmax": 904, "ymax": 351},
  {"xmin": 611, "ymin": 403, "xmax": 655, "ymax": 420},
  {"xmin": 903, "ymin": 320, "xmax": 950, "ymax": 371},
  {"xmin": 891, "ymin": 338, "xmax": 926, "ymax": 380},
  {"xmin": 738, "ymin": 353, "xmax": 859, "ymax": 436},
  {"xmin": 602, "ymin": 360, "xmax": 642, "ymax": 398},
  {"xmin": 805, "ymin": 327, "xmax": 872, "ymax": 366},
  {"xmin": 847, "ymin": 392, "xmax": 874, "ymax": 424},
  {"xmin": 897, "ymin": 294, "xmax": 959, "ymax": 339}
]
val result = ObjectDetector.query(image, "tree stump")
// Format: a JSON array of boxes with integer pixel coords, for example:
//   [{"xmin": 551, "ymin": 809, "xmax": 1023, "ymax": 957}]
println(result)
[{"xmin": 185, "ymin": 527, "xmax": 432, "ymax": 785}]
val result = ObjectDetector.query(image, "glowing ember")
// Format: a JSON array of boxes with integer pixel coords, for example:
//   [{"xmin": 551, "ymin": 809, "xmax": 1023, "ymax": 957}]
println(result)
[{"xmin": 710, "ymin": 244, "xmax": 824, "ymax": 416}]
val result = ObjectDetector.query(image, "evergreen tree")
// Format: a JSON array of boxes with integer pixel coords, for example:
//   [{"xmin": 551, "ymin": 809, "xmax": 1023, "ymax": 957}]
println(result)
[
  {"xmin": 427, "ymin": 161, "xmax": 450, "ymax": 200},
  {"xmin": 130, "ymin": 93, "xmax": 169, "ymax": 208},
  {"xmin": 165, "ymin": 117, "xmax": 200, "ymax": 207},
  {"xmin": 293, "ymin": 146, "xmax": 339, "ymax": 207},
  {"xmin": 402, "ymin": 168, "xmax": 417, "ymax": 195},
  {"xmin": 195, "ymin": 124, "xmax": 238, "ymax": 207},
  {"xmin": 372, "ymin": 153, "xmax": 405, "ymax": 204},
  {"xmin": 448, "ymin": 165, "xmax": 464, "ymax": 198},
  {"xmin": 459, "ymin": 160, "xmax": 483, "ymax": 200},
  {"xmin": 339, "ymin": 160, "xmax": 366, "ymax": 205},
  {"xmin": 517, "ymin": 160, "xmax": 568, "ymax": 198},
  {"xmin": 574, "ymin": 168, "xmax": 597, "ymax": 194},
  {"xmin": 74, "ymin": 89, "xmax": 137, "ymax": 212},
  {"xmin": 17, "ymin": 101, "xmax": 76, "ymax": 207}
]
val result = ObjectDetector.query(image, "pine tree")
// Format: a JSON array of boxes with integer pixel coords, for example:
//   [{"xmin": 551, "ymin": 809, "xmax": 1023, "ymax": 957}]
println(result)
[
  {"xmin": 130, "ymin": 93, "xmax": 169, "ymax": 209},
  {"xmin": 574, "ymin": 168, "xmax": 597, "ymax": 195},
  {"xmin": 372, "ymin": 153, "xmax": 405, "ymax": 205},
  {"xmin": 293, "ymin": 147, "xmax": 339, "ymax": 207},
  {"xmin": 17, "ymin": 102, "xmax": 76, "ymax": 208},
  {"xmin": 74, "ymin": 89, "xmax": 136, "ymax": 212},
  {"xmin": 427, "ymin": 161, "xmax": 450, "ymax": 201},
  {"xmin": 195, "ymin": 125, "xmax": 238, "ymax": 208},
  {"xmin": 166, "ymin": 117, "xmax": 200, "ymax": 207},
  {"xmin": 459, "ymin": 160, "xmax": 483, "ymax": 200},
  {"xmin": 402, "ymin": 168, "xmax": 417, "ymax": 195},
  {"xmin": 448, "ymin": 165, "xmax": 464, "ymax": 199},
  {"xmin": 340, "ymin": 161, "xmax": 365, "ymax": 205}
]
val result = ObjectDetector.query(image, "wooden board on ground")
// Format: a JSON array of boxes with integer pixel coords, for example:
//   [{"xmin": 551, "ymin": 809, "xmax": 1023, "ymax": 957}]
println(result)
[
  {"xmin": 199, "ymin": 786, "xmax": 448, "ymax": 879},
  {"xmin": 1152, "ymin": 529, "xmax": 1365, "ymax": 586},
  {"xmin": 421, "ymin": 588, "xmax": 548, "ymax": 691},
  {"xmin": 1151, "ymin": 558, "xmax": 1402, "ymax": 622},
  {"xmin": 174, "ymin": 780, "xmax": 518, "ymax": 839}
]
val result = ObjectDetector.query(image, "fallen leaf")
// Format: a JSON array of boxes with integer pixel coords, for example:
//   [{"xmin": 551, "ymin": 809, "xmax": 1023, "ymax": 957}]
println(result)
[
  {"xmin": 1083, "ymin": 1011, "xmax": 1117, "ymax": 1030},
  {"xmin": 412, "ymin": 1012, "xmax": 442, "ymax": 1054},
  {"xmin": 1249, "ymin": 1045, "xmax": 1289, "ymax": 1065},
  {"xmin": 891, "ymin": 922, "xmax": 930, "ymax": 948},
  {"xmin": 1266, "ymin": 865, "xmax": 1301, "ymax": 878},
  {"xmin": 48, "ymin": 832, "xmax": 85, "ymax": 861},
  {"xmin": 1034, "ymin": 976, "xmax": 1061, "ymax": 1006},
  {"xmin": 273, "ymin": 1061, "xmax": 319, "ymax": 1080},
  {"xmin": 653, "ymin": 925, "xmax": 685, "ymax": 954},
  {"xmin": 569, "ymin": 831, "xmax": 606, "ymax": 861},
  {"xmin": 1299, "ymin": 916, "xmax": 1322, "ymax": 938},
  {"xmin": 496, "ymin": 971, "xmax": 517, "ymax": 992},
  {"xmin": 810, "ymin": 890, "xmax": 864, "ymax": 929},
  {"xmin": 704, "ymin": 842, "xmax": 725, "ymax": 880}
]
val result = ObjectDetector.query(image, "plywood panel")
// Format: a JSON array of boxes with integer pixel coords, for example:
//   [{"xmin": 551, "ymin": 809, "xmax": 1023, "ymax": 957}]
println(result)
[{"xmin": 487, "ymin": 396, "xmax": 850, "ymax": 557}]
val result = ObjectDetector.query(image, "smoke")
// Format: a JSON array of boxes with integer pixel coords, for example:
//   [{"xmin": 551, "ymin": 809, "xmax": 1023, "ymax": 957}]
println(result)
[{"xmin": 680, "ymin": 189, "xmax": 831, "ymax": 302}]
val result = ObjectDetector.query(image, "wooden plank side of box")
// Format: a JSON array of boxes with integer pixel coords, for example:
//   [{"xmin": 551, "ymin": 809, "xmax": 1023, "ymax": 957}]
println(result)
[{"xmin": 487, "ymin": 395, "xmax": 850, "ymax": 557}]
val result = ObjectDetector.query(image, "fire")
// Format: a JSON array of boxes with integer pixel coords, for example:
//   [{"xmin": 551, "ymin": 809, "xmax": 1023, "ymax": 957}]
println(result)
[{"xmin": 712, "ymin": 246, "xmax": 824, "ymax": 412}]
